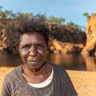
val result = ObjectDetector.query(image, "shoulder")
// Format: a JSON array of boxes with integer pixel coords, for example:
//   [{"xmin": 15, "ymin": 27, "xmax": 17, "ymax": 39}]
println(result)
[
  {"xmin": 1, "ymin": 65, "xmax": 22, "ymax": 96},
  {"xmin": 5, "ymin": 65, "xmax": 22, "ymax": 81},
  {"xmin": 51, "ymin": 63, "xmax": 68, "ymax": 81},
  {"xmin": 51, "ymin": 63, "xmax": 78, "ymax": 95},
  {"xmin": 52, "ymin": 63, "xmax": 67, "ymax": 74}
]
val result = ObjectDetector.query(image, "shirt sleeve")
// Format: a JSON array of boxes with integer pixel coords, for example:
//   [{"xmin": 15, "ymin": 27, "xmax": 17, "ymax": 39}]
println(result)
[
  {"xmin": 65, "ymin": 71, "xmax": 78, "ymax": 96},
  {"xmin": 1, "ymin": 76, "xmax": 11, "ymax": 96}
]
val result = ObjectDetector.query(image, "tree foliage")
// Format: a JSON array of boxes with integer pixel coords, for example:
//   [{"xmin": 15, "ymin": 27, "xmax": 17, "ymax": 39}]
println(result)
[
  {"xmin": 0, "ymin": 6, "xmax": 84, "ymax": 31},
  {"xmin": 0, "ymin": 6, "xmax": 33, "ymax": 19},
  {"xmin": 66, "ymin": 21, "xmax": 82, "ymax": 30},
  {"xmin": 48, "ymin": 16, "xmax": 65, "ymax": 25},
  {"xmin": 0, "ymin": 7, "xmax": 16, "ymax": 19},
  {"xmin": 0, "ymin": 6, "xmax": 3, "ymax": 11},
  {"xmin": 17, "ymin": 12, "xmax": 33, "ymax": 19},
  {"xmin": 83, "ymin": 12, "xmax": 90, "ymax": 17}
]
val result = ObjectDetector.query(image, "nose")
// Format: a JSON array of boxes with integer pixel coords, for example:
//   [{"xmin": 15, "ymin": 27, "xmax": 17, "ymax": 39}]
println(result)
[{"xmin": 29, "ymin": 46, "xmax": 38, "ymax": 57}]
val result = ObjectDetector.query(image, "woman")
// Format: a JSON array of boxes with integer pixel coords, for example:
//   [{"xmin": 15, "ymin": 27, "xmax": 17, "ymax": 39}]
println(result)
[{"xmin": 1, "ymin": 16, "xmax": 78, "ymax": 96}]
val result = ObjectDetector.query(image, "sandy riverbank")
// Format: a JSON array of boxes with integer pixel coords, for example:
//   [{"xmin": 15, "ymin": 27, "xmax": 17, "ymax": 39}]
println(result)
[{"xmin": 0, "ymin": 67, "xmax": 96, "ymax": 96}]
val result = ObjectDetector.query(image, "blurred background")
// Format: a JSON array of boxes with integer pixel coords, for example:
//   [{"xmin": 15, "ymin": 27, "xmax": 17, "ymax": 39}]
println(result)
[
  {"xmin": 0, "ymin": 0, "xmax": 96, "ymax": 96},
  {"xmin": 0, "ymin": 0, "xmax": 96, "ymax": 71}
]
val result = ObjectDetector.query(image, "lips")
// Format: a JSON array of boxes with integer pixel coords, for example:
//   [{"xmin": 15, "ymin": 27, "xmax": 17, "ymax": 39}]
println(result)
[
  {"xmin": 27, "ymin": 57, "xmax": 39, "ymax": 65},
  {"xmin": 27, "ymin": 58, "xmax": 39, "ymax": 63},
  {"xmin": 27, "ymin": 60, "xmax": 40, "ymax": 67},
  {"xmin": 27, "ymin": 55, "xmax": 41, "ymax": 62}
]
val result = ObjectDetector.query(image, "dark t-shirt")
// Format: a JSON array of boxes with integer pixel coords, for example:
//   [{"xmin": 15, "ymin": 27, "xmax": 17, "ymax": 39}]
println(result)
[{"xmin": 1, "ymin": 63, "xmax": 78, "ymax": 96}]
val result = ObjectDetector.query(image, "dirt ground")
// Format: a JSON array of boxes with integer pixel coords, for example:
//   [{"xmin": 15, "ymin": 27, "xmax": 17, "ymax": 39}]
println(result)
[{"xmin": 0, "ymin": 67, "xmax": 96, "ymax": 96}]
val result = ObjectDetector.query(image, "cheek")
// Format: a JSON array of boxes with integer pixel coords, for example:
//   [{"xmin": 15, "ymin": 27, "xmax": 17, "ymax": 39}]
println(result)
[
  {"xmin": 38, "ymin": 48, "xmax": 47, "ymax": 57},
  {"xmin": 19, "ymin": 50, "xmax": 29, "ymax": 60}
]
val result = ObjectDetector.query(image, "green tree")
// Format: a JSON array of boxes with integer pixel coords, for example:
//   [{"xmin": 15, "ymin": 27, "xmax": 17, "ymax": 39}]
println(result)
[
  {"xmin": 11, "ymin": 13, "xmax": 17, "ymax": 19},
  {"xmin": 5, "ymin": 10, "xmax": 12, "ymax": 18},
  {"xmin": 66, "ymin": 21, "xmax": 74, "ymax": 27},
  {"xmin": 83, "ymin": 12, "xmax": 90, "ymax": 17},
  {"xmin": 0, "ymin": 11, "xmax": 6, "ymax": 19},
  {"xmin": 66, "ymin": 21, "xmax": 82, "ymax": 30},
  {"xmin": 0, "ymin": 6, "xmax": 3, "ymax": 12},
  {"xmin": 0, "ymin": 9, "xmax": 14, "ymax": 19},
  {"xmin": 58, "ymin": 17, "xmax": 65, "ymax": 24},
  {"xmin": 48, "ymin": 16, "xmax": 65, "ymax": 25},
  {"xmin": 73, "ymin": 24, "xmax": 79, "ymax": 30},
  {"xmin": 18, "ymin": 12, "xmax": 33, "ymax": 19},
  {"xmin": 35, "ymin": 14, "xmax": 48, "ymax": 21}
]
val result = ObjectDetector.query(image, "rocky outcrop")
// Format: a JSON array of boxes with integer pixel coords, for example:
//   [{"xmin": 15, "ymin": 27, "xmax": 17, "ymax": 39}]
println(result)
[
  {"xmin": 0, "ymin": 19, "xmax": 12, "ymax": 53},
  {"xmin": 0, "ymin": 29, "xmax": 9, "ymax": 53},
  {"xmin": 81, "ymin": 14, "xmax": 96, "ymax": 55},
  {"xmin": 0, "ymin": 20, "xmax": 86, "ymax": 54},
  {"xmin": 49, "ymin": 39, "xmax": 84, "ymax": 54},
  {"xmin": 48, "ymin": 23, "xmax": 86, "ymax": 53},
  {"xmin": 48, "ymin": 23, "xmax": 86, "ymax": 45}
]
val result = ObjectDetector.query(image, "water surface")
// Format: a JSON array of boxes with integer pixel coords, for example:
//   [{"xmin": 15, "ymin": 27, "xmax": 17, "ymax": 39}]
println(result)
[{"xmin": 0, "ymin": 53, "xmax": 96, "ymax": 72}]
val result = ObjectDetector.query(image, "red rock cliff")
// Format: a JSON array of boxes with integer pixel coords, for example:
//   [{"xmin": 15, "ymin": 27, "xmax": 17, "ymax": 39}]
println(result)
[
  {"xmin": 81, "ymin": 14, "xmax": 96, "ymax": 55},
  {"xmin": 0, "ymin": 20, "xmax": 86, "ymax": 54}
]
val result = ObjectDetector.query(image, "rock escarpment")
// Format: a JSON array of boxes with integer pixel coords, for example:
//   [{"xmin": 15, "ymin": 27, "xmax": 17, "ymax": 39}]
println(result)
[
  {"xmin": 0, "ymin": 19, "xmax": 12, "ymax": 53},
  {"xmin": 0, "ymin": 20, "xmax": 86, "ymax": 54},
  {"xmin": 81, "ymin": 14, "xmax": 96, "ymax": 55},
  {"xmin": 48, "ymin": 23, "xmax": 86, "ymax": 53}
]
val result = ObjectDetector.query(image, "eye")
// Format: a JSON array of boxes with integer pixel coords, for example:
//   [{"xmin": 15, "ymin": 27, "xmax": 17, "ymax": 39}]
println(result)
[
  {"xmin": 22, "ymin": 45, "xmax": 31, "ymax": 49},
  {"xmin": 36, "ymin": 44, "xmax": 44, "ymax": 49}
]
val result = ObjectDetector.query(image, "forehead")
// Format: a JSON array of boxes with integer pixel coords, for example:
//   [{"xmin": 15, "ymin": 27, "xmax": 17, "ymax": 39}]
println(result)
[{"xmin": 19, "ymin": 31, "xmax": 45, "ymax": 44}]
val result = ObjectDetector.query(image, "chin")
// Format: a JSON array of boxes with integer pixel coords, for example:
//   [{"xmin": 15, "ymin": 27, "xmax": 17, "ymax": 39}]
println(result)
[{"xmin": 27, "ymin": 62, "xmax": 45, "ymax": 71}]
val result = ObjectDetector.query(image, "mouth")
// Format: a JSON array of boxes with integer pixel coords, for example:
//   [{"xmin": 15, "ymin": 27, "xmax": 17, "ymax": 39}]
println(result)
[
  {"xmin": 27, "ymin": 56, "xmax": 41, "ymax": 65},
  {"xmin": 27, "ymin": 61, "xmax": 39, "ymax": 65}
]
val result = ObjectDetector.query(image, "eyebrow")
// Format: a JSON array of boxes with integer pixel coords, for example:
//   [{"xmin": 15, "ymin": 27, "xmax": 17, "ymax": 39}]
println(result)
[{"xmin": 21, "ymin": 42, "xmax": 45, "ymax": 46}]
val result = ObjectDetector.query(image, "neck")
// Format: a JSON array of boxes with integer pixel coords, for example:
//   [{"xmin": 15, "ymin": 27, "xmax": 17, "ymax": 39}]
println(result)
[{"xmin": 22, "ymin": 62, "xmax": 47, "ymax": 76}]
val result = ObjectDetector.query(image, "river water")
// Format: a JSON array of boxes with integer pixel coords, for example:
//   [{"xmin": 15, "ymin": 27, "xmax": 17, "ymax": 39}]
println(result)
[{"xmin": 0, "ymin": 53, "xmax": 96, "ymax": 72}]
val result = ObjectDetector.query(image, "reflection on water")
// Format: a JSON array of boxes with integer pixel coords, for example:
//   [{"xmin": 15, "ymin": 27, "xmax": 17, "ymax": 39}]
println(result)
[
  {"xmin": 0, "ymin": 53, "xmax": 96, "ymax": 71},
  {"xmin": 0, "ymin": 54, "xmax": 23, "ymax": 67},
  {"xmin": 84, "ymin": 56, "xmax": 96, "ymax": 71},
  {"xmin": 47, "ymin": 54, "xmax": 86, "ymax": 71}
]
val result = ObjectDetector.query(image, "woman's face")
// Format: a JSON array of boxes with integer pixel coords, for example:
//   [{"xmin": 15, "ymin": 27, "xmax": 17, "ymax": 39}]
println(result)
[{"xmin": 19, "ymin": 31, "xmax": 47, "ymax": 71}]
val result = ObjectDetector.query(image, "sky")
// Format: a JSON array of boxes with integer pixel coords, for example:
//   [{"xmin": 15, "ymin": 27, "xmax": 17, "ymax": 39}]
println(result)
[{"xmin": 0, "ymin": 0, "xmax": 96, "ymax": 31}]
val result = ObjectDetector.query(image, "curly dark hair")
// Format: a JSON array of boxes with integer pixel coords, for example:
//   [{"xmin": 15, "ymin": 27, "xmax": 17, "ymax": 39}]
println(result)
[{"xmin": 5, "ymin": 15, "xmax": 50, "ymax": 54}]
